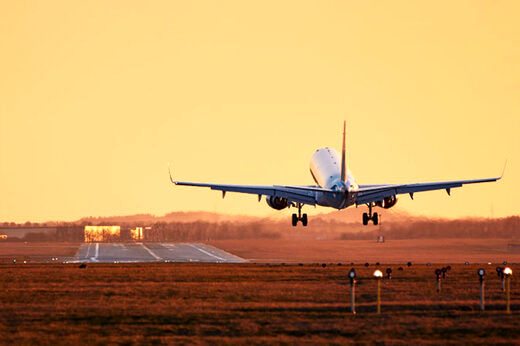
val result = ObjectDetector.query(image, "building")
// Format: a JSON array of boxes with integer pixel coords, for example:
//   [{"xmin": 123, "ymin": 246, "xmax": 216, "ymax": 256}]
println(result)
[{"xmin": 84, "ymin": 226, "xmax": 121, "ymax": 243}]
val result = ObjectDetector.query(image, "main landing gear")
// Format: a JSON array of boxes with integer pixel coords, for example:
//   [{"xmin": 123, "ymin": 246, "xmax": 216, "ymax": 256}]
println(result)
[
  {"xmin": 362, "ymin": 203, "xmax": 379, "ymax": 226},
  {"xmin": 292, "ymin": 203, "xmax": 308, "ymax": 227}
]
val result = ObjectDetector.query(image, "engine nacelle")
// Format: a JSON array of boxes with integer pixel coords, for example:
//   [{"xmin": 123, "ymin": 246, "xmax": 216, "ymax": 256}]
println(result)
[
  {"xmin": 382, "ymin": 195, "xmax": 397, "ymax": 209},
  {"xmin": 266, "ymin": 196, "xmax": 289, "ymax": 210}
]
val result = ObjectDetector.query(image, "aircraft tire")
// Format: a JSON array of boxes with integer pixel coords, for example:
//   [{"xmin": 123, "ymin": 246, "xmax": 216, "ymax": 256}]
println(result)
[
  {"xmin": 301, "ymin": 213, "xmax": 308, "ymax": 226},
  {"xmin": 373, "ymin": 212, "xmax": 379, "ymax": 225},
  {"xmin": 292, "ymin": 214, "xmax": 298, "ymax": 226},
  {"xmin": 362, "ymin": 213, "xmax": 368, "ymax": 226}
]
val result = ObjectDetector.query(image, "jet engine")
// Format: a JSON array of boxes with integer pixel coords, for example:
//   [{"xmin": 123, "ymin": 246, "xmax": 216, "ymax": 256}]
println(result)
[
  {"xmin": 266, "ymin": 196, "xmax": 289, "ymax": 210},
  {"xmin": 375, "ymin": 195, "xmax": 398, "ymax": 209},
  {"xmin": 382, "ymin": 195, "xmax": 397, "ymax": 209}
]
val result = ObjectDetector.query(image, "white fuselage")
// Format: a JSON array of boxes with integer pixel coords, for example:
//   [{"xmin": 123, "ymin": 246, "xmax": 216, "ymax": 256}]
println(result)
[{"xmin": 309, "ymin": 148, "xmax": 358, "ymax": 209}]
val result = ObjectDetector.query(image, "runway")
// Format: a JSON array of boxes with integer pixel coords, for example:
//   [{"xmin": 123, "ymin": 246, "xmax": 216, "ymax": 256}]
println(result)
[{"xmin": 73, "ymin": 243, "xmax": 246, "ymax": 263}]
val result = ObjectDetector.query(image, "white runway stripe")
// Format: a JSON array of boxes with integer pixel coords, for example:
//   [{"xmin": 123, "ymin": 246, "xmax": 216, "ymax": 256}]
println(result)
[
  {"xmin": 187, "ymin": 244, "xmax": 226, "ymax": 261},
  {"xmin": 140, "ymin": 243, "xmax": 162, "ymax": 260}
]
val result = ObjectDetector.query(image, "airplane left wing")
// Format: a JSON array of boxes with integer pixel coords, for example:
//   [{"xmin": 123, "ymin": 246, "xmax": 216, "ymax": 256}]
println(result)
[{"xmin": 356, "ymin": 176, "xmax": 502, "ymax": 205}]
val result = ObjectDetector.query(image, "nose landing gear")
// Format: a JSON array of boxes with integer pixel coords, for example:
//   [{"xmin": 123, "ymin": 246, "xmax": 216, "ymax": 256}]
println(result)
[
  {"xmin": 291, "ymin": 203, "xmax": 308, "ymax": 226},
  {"xmin": 362, "ymin": 203, "xmax": 379, "ymax": 226}
]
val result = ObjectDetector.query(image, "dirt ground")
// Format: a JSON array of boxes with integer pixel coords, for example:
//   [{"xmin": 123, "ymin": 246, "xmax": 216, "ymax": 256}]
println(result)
[{"xmin": 0, "ymin": 262, "xmax": 518, "ymax": 344}]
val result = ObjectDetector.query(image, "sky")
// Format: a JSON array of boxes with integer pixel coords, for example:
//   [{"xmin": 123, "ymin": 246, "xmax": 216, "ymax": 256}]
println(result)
[{"xmin": 1, "ymin": 1, "xmax": 519, "ymax": 222}]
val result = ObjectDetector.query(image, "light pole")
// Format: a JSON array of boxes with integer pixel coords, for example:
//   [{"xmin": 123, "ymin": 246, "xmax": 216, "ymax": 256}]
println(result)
[
  {"xmin": 349, "ymin": 268, "xmax": 356, "ymax": 314},
  {"xmin": 504, "ymin": 267, "xmax": 513, "ymax": 313},
  {"xmin": 435, "ymin": 269, "xmax": 442, "ymax": 293},
  {"xmin": 373, "ymin": 269, "xmax": 383, "ymax": 314},
  {"xmin": 496, "ymin": 266, "xmax": 505, "ymax": 292},
  {"xmin": 478, "ymin": 268, "xmax": 485, "ymax": 311}
]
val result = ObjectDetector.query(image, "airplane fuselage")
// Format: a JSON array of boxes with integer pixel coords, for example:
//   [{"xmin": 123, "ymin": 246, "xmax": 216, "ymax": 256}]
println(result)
[{"xmin": 309, "ymin": 147, "xmax": 359, "ymax": 209}]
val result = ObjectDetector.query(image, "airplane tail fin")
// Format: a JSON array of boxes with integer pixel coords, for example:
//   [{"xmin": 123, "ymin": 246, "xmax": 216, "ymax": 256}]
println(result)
[{"xmin": 341, "ymin": 121, "xmax": 346, "ymax": 182}]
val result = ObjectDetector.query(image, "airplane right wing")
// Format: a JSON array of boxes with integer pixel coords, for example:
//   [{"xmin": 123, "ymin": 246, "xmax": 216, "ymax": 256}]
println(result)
[{"xmin": 169, "ymin": 167, "xmax": 330, "ymax": 206}]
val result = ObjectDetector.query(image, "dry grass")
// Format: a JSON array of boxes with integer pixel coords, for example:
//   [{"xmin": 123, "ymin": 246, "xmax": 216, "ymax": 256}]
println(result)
[{"xmin": 0, "ymin": 262, "xmax": 518, "ymax": 344}]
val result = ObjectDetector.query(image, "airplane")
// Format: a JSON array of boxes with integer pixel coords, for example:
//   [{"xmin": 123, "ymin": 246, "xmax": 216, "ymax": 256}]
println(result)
[{"xmin": 169, "ymin": 121, "xmax": 504, "ymax": 226}]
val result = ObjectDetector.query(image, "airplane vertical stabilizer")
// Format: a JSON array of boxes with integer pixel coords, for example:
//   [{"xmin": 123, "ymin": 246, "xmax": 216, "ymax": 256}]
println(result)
[{"xmin": 340, "ymin": 121, "xmax": 346, "ymax": 182}]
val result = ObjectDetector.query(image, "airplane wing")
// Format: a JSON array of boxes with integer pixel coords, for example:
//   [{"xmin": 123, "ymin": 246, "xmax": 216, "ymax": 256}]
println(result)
[
  {"xmin": 169, "ymin": 168, "xmax": 329, "ymax": 206},
  {"xmin": 356, "ymin": 175, "xmax": 503, "ymax": 205}
]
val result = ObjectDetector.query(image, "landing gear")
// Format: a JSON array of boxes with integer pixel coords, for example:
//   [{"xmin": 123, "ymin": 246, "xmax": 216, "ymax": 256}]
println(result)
[
  {"xmin": 362, "ymin": 203, "xmax": 379, "ymax": 225},
  {"xmin": 291, "ymin": 203, "xmax": 308, "ymax": 227}
]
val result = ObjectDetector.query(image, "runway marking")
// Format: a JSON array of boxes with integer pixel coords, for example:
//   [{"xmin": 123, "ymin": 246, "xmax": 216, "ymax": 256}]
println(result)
[
  {"xmin": 85, "ymin": 242, "xmax": 92, "ymax": 258},
  {"xmin": 90, "ymin": 243, "xmax": 99, "ymax": 262},
  {"xmin": 140, "ymin": 243, "xmax": 162, "ymax": 260},
  {"xmin": 187, "ymin": 244, "xmax": 226, "ymax": 261}
]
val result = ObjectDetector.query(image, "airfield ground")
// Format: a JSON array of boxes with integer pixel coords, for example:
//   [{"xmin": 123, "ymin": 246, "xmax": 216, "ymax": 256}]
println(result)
[{"xmin": 0, "ymin": 262, "xmax": 518, "ymax": 344}]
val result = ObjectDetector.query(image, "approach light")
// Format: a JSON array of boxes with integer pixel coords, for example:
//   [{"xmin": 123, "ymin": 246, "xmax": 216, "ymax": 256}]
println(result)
[
  {"xmin": 373, "ymin": 269, "xmax": 383, "ymax": 314},
  {"xmin": 478, "ymin": 268, "xmax": 486, "ymax": 311},
  {"xmin": 348, "ymin": 268, "xmax": 357, "ymax": 314},
  {"xmin": 349, "ymin": 268, "xmax": 356, "ymax": 279},
  {"xmin": 504, "ymin": 267, "xmax": 512, "ymax": 313}
]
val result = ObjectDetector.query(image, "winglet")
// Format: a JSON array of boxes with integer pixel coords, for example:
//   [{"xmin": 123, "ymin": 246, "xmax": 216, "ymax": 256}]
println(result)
[
  {"xmin": 340, "ymin": 120, "xmax": 346, "ymax": 182},
  {"xmin": 500, "ymin": 160, "xmax": 507, "ymax": 179},
  {"xmin": 168, "ymin": 164, "xmax": 176, "ymax": 184}
]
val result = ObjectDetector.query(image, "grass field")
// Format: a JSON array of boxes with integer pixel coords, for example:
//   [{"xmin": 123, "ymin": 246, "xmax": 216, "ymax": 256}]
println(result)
[{"xmin": 0, "ymin": 262, "xmax": 518, "ymax": 344}]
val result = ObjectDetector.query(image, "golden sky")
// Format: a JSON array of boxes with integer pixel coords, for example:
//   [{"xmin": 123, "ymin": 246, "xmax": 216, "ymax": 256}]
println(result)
[{"xmin": 1, "ymin": 1, "xmax": 518, "ymax": 222}]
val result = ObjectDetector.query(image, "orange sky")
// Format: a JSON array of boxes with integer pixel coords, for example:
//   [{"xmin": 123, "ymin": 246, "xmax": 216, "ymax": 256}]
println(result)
[{"xmin": 1, "ymin": 1, "xmax": 518, "ymax": 222}]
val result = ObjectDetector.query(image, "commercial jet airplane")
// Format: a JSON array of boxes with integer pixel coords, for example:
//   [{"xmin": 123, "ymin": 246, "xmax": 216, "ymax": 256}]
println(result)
[{"xmin": 169, "ymin": 122, "xmax": 504, "ymax": 226}]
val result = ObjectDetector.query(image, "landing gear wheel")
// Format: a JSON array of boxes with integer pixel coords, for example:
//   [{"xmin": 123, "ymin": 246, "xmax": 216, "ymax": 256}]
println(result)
[
  {"xmin": 301, "ymin": 213, "xmax": 308, "ymax": 226},
  {"xmin": 362, "ymin": 213, "xmax": 369, "ymax": 226},
  {"xmin": 292, "ymin": 214, "xmax": 298, "ymax": 226},
  {"xmin": 373, "ymin": 212, "xmax": 379, "ymax": 226}
]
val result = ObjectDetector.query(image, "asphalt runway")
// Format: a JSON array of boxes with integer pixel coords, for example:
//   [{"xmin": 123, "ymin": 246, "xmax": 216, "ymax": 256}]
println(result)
[{"xmin": 73, "ymin": 243, "xmax": 246, "ymax": 263}]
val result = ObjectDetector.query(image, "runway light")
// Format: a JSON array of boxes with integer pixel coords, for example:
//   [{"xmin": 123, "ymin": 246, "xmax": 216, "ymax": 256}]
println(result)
[
  {"xmin": 478, "ymin": 268, "xmax": 486, "ymax": 311},
  {"xmin": 373, "ymin": 270, "xmax": 383, "ymax": 314},
  {"xmin": 365, "ymin": 262, "xmax": 370, "ymax": 267},
  {"xmin": 348, "ymin": 268, "xmax": 356, "ymax": 314},
  {"xmin": 407, "ymin": 262, "xmax": 412, "ymax": 267},
  {"xmin": 441, "ymin": 267, "xmax": 447, "ymax": 279},
  {"xmin": 504, "ymin": 267, "xmax": 513, "ymax": 313},
  {"xmin": 376, "ymin": 262, "xmax": 380, "ymax": 266}
]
